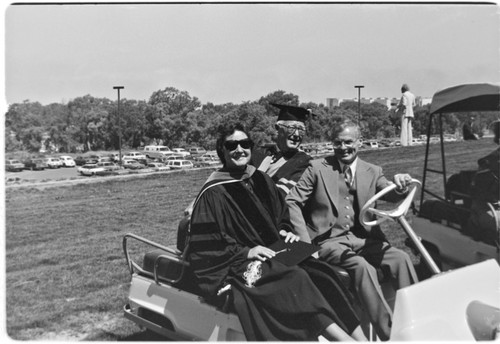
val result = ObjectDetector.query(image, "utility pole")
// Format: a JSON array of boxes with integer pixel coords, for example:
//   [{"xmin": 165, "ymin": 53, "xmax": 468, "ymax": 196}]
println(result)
[
  {"xmin": 354, "ymin": 85, "xmax": 364, "ymax": 125},
  {"xmin": 113, "ymin": 86, "xmax": 124, "ymax": 166}
]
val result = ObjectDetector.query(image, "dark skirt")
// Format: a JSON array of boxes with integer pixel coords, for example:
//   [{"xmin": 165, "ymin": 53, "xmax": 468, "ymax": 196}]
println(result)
[{"xmin": 228, "ymin": 258, "xmax": 360, "ymax": 341}]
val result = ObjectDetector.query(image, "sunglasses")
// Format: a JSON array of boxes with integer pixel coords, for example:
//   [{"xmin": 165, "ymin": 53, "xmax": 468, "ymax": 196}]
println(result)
[
  {"xmin": 224, "ymin": 139, "xmax": 254, "ymax": 151},
  {"xmin": 278, "ymin": 124, "xmax": 306, "ymax": 136}
]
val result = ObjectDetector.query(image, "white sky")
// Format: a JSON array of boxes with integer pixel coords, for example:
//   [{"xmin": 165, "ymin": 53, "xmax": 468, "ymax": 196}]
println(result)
[{"xmin": 3, "ymin": 1, "xmax": 500, "ymax": 106}]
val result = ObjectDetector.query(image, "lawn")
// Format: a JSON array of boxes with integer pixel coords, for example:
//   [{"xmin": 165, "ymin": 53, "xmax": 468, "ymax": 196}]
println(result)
[{"xmin": 4, "ymin": 138, "xmax": 493, "ymax": 340}]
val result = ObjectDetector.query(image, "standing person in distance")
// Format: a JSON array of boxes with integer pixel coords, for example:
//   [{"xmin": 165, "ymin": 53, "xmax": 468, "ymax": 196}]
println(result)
[{"xmin": 396, "ymin": 84, "xmax": 416, "ymax": 146}]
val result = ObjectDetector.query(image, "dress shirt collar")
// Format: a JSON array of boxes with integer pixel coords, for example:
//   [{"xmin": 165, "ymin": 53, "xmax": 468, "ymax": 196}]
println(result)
[{"xmin": 338, "ymin": 157, "xmax": 358, "ymax": 176}]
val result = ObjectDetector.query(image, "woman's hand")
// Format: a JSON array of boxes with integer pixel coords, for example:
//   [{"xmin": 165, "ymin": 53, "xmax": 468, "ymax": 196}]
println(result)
[
  {"xmin": 279, "ymin": 230, "xmax": 300, "ymax": 243},
  {"xmin": 248, "ymin": 245, "xmax": 276, "ymax": 261}
]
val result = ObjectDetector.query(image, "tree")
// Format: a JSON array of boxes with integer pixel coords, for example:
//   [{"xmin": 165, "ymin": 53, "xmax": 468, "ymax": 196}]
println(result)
[
  {"xmin": 5, "ymin": 101, "xmax": 46, "ymax": 152},
  {"xmin": 43, "ymin": 103, "xmax": 79, "ymax": 153},
  {"xmin": 67, "ymin": 95, "xmax": 113, "ymax": 151},
  {"xmin": 146, "ymin": 87, "xmax": 201, "ymax": 147},
  {"xmin": 110, "ymin": 99, "xmax": 149, "ymax": 149}
]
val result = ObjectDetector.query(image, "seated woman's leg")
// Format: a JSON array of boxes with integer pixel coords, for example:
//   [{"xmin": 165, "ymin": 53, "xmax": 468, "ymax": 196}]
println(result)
[
  {"xmin": 230, "ymin": 260, "xmax": 362, "ymax": 341},
  {"xmin": 322, "ymin": 323, "xmax": 358, "ymax": 341}
]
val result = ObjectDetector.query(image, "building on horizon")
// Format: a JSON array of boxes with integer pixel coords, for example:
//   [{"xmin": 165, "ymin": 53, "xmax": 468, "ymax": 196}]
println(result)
[{"xmin": 327, "ymin": 95, "xmax": 432, "ymax": 110}]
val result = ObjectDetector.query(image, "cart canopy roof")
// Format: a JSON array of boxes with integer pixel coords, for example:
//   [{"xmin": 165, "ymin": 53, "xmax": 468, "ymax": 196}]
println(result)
[{"xmin": 430, "ymin": 82, "xmax": 500, "ymax": 115}]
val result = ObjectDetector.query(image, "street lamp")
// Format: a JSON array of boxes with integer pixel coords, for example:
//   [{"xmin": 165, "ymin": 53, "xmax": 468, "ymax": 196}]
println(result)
[
  {"xmin": 354, "ymin": 85, "xmax": 364, "ymax": 124},
  {"xmin": 113, "ymin": 86, "xmax": 124, "ymax": 166}
]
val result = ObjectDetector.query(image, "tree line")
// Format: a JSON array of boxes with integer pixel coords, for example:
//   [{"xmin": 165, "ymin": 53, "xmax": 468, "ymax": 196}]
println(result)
[{"xmin": 5, "ymin": 87, "xmax": 496, "ymax": 154}]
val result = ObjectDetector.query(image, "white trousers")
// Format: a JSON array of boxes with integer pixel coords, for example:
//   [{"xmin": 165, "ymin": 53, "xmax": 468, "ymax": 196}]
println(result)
[{"xmin": 400, "ymin": 116, "xmax": 413, "ymax": 146}]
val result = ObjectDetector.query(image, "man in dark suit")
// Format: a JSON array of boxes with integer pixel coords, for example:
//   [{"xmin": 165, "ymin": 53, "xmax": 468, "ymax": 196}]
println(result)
[{"xmin": 286, "ymin": 121, "xmax": 418, "ymax": 341}]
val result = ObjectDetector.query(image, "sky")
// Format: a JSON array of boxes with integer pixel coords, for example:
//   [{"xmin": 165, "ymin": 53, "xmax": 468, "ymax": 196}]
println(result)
[{"xmin": 3, "ymin": 1, "xmax": 500, "ymax": 107}]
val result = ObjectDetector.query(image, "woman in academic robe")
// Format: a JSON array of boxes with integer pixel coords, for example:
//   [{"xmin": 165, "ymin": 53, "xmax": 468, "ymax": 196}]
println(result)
[{"xmin": 187, "ymin": 123, "xmax": 366, "ymax": 341}]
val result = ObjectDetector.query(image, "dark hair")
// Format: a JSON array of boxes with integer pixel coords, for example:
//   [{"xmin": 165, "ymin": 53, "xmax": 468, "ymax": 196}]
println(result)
[
  {"xmin": 401, "ymin": 83, "xmax": 410, "ymax": 92},
  {"xmin": 215, "ymin": 123, "xmax": 253, "ymax": 165}
]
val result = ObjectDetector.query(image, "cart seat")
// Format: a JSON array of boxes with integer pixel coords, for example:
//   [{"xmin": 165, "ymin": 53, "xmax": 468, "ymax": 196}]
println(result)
[
  {"xmin": 419, "ymin": 199, "xmax": 470, "ymax": 230},
  {"xmin": 141, "ymin": 249, "xmax": 354, "ymax": 295}
]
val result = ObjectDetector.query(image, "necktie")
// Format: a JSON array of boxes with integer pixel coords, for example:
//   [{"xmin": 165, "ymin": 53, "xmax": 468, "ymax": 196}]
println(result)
[{"xmin": 344, "ymin": 165, "xmax": 353, "ymax": 187}]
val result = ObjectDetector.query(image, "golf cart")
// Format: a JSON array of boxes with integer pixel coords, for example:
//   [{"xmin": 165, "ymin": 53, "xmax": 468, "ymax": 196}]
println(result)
[
  {"xmin": 410, "ymin": 83, "xmax": 500, "ymax": 274},
  {"xmin": 122, "ymin": 84, "xmax": 500, "ymax": 340},
  {"xmin": 122, "ymin": 181, "xmax": 500, "ymax": 340}
]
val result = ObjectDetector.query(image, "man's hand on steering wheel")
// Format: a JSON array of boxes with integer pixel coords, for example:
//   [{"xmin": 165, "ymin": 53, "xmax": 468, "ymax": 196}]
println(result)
[{"xmin": 393, "ymin": 173, "xmax": 413, "ymax": 192}]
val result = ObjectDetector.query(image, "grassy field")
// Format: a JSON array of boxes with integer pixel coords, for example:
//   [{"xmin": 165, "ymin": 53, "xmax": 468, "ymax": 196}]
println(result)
[{"xmin": 4, "ymin": 138, "xmax": 493, "ymax": 340}]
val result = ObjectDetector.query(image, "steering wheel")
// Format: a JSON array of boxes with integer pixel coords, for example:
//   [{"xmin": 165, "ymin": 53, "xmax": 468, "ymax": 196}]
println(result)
[
  {"xmin": 360, "ymin": 179, "xmax": 421, "ymax": 227},
  {"xmin": 359, "ymin": 178, "xmax": 441, "ymax": 275}
]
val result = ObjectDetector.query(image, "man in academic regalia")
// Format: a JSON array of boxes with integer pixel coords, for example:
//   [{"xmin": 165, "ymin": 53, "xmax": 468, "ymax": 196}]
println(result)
[{"xmin": 253, "ymin": 103, "xmax": 314, "ymax": 196}]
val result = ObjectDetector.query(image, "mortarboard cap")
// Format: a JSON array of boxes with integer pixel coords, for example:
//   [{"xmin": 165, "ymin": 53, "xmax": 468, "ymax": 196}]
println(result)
[
  {"xmin": 269, "ymin": 239, "xmax": 320, "ymax": 266},
  {"xmin": 271, "ymin": 103, "xmax": 314, "ymax": 123}
]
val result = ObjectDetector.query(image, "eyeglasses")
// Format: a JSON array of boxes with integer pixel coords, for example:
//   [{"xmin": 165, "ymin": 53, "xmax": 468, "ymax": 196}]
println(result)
[
  {"xmin": 332, "ymin": 139, "xmax": 357, "ymax": 148},
  {"xmin": 224, "ymin": 139, "xmax": 254, "ymax": 151},
  {"xmin": 278, "ymin": 124, "xmax": 306, "ymax": 136}
]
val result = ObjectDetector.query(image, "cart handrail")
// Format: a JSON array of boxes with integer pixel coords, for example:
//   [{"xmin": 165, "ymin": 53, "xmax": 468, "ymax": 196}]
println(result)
[
  {"xmin": 123, "ymin": 233, "xmax": 187, "ymax": 282},
  {"xmin": 153, "ymin": 254, "xmax": 188, "ymax": 285}
]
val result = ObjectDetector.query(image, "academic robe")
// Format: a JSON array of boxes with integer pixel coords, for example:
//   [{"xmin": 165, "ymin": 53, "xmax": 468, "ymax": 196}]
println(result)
[
  {"xmin": 187, "ymin": 165, "xmax": 359, "ymax": 341},
  {"xmin": 257, "ymin": 150, "xmax": 312, "ymax": 196}
]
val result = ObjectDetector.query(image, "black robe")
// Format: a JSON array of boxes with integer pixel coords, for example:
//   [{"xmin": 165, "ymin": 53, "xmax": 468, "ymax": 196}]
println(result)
[
  {"xmin": 187, "ymin": 166, "xmax": 359, "ymax": 340},
  {"xmin": 254, "ymin": 149, "xmax": 312, "ymax": 197}
]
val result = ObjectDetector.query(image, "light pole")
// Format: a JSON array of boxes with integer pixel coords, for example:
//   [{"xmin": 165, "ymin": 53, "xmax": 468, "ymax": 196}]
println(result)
[
  {"xmin": 113, "ymin": 86, "xmax": 124, "ymax": 166},
  {"xmin": 354, "ymin": 85, "xmax": 364, "ymax": 124}
]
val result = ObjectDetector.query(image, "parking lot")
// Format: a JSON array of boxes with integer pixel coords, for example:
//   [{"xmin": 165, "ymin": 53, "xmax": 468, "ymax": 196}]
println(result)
[{"xmin": 5, "ymin": 165, "xmax": 81, "ymax": 183}]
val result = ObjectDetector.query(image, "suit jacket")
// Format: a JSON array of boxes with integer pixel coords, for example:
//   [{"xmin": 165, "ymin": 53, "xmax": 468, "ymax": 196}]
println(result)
[
  {"xmin": 398, "ymin": 91, "xmax": 416, "ymax": 118},
  {"xmin": 286, "ymin": 155, "xmax": 403, "ymax": 243}
]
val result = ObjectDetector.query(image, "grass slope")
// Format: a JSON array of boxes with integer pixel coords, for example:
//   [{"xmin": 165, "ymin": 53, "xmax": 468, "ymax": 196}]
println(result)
[{"xmin": 5, "ymin": 139, "xmax": 493, "ymax": 340}]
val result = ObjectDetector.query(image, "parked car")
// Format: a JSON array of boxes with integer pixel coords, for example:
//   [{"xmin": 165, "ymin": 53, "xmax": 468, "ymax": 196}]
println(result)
[
  {"xmin": 201, "ymin": 151, "xmax": 218, "ymax": 159},
  {"xmin": 96, "ymin": 161, "xmax": 120, "ymax": 172},
  {"xmin": 59, "ymin": 155, "xmax": 76, "ymax": 167},
  {"xmin": 158, "ymin": 153, "xmax": 184, "ymax": 162},
  {"xmin": 187, "ymin": 147, "xmax": 207, "ymax": 157},
  {"xmin": 74, "ymin": 156, "xmax": 87, "ymax": 166},
  {"xmin": 84, "ymin": 157, "xmax": 99, "ymax": 164},
  {"xmin": 87, "ymin": 155, "xmax": 102, "ymax": 162},
  {"xmin": 171, "ymin": 148, "xmax": 191, "ymax": 158},
  {"xmin": 45, "ymin": 157, "xmax": 63, "ymax": 169},
  {"xmin": 165, "ymin": 156, "xmax": 185, "ymax": 162},
  {"xmin": 23, "ymin": 158, "xmax": 48, "ymax": 171},
  {"xmin": 411, "ymin": 138, "xmax": 426, "ymax": 145},
  {"xmin": 363, "ymin": 140, "xmax": 379, "ymax": 149},
  {"xmin": 378, "ymin": 139, "xmax": 395, "ymax": 148},
  {"xmin": 143, "ymin": 145, "xmax": 172, "ymax": 159},
  {"xmin": 429, "ymin": 136, "xmax": 441, "ymax": 144},
  {"xmin": 443, "ymin": 134, "xmax": 458, "ymax": 142},
  {"xmin": 322, "ymin": 144, "xmax": 334, "ymax": 153},
  {"xmin": 165, "ymin": 159, "xmax": 194, "ymax": 170},
  {"xmin": 147, "ymin": 162, "xmax": 170, "ymax": 171},
  {"xmin": 77, "ymin": 163, "xmax": 103, "ymax": 176},
  {"xmin": 122, "ymin": 159, "xmax": 145, "ymax": 170},
  {"xmin": 5, "ymin": 159, "xmax": 25, "ymax": 172},
  {"xmin": 194, "ymin": 156, "xmax": 220, "ymax": 167},
  {"xmin": 123, "ymin": 151, "xmax": 147, "ymax": 161}
]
